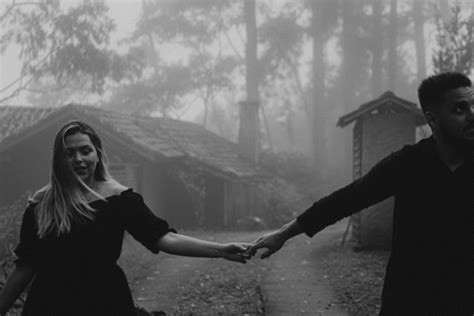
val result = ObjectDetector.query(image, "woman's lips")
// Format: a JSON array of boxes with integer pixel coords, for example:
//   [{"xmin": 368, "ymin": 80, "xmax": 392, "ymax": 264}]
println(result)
[{"xmin": 74, "ymin": 167, "xmax": 88, "ymax": 174}]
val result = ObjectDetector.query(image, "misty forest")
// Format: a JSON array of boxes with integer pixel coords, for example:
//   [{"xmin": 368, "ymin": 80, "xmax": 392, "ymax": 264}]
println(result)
[{"xmin": 0, "ymin": 0, "xmax": 473, "ymax": 315}]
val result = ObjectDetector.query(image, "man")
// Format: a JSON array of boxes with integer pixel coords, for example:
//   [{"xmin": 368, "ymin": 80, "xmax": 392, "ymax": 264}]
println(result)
[{"xmin": 249, "ymin": 72, "xmax": 474, "ymax": 315}]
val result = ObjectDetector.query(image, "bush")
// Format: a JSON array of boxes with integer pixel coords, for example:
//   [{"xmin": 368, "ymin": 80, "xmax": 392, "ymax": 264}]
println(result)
[
  {"xmin": 258, "ymin": 178, "xmax": 308, "ymax": 228},
  {"xmin": 260, "ymin": 150, "xmax": 320, "ymax": 199},
  {"xmin": 0, "ymin": 192, "xmax": 31, "ymax": 315},
  {"xmin": 258, "ymin": 151, "xmax": 318, "ymax": 228},
  {"xmin": 0, "ymin": 192, "xmax": 31, "ymax": 260}
]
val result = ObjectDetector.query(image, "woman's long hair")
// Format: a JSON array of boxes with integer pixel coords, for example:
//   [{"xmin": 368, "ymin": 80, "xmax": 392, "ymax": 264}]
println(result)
[{"xmin": 35, "ymin": 121, "xmax": 114, "ymax": 238}]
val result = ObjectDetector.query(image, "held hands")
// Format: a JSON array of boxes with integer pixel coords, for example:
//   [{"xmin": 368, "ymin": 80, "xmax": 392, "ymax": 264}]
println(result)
[
  {"xmin": 221, "ymin": 229, "xmax": 289, "ymax": 263},
  {"xmin": 217, "ymin": 230, "xmax": 286, "ymax": 264},
  {"xmin": 217, "ymin": 243, "xmax": 253, "ymax": 263},
  {"xmin": 247, "ymin": 230, "xmax": 287, "ymax": 259},
  {"xmin": 219, "ymin": 220, "xmax": 301, "ymax": 262}
]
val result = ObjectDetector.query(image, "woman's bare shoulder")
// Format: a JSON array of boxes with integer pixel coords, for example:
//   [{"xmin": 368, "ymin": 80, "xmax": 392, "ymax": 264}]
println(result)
[
  {"xmin": 102, "ymin": 180, "xmax": 129, "ymax": 196},
  {"xmin": 28, "ymin": 185, "xmax": 50, "ymax": 204}
]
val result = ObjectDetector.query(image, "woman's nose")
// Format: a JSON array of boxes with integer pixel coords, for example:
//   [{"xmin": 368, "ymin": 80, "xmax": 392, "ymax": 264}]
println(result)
[{"xmin": 72, "ymin": 152, "xmax": 84, "ymax": 162}]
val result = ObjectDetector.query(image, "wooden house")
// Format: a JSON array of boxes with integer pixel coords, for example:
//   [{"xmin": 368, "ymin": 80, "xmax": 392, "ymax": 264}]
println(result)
[
  {"xmin": 337, "ymin": 91, "xmax": 426, "ymax": 249},
  {"xmin": 0, "ymin": 104, "xmax": 264, "ymax": 229}
]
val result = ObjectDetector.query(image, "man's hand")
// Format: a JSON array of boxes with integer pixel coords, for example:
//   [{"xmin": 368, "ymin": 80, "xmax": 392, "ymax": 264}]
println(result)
[
  {"xmin": 247, "ymin": 230, "xmax": 287, "ymax": 259},
  {"xmin": 218, "ymin": 243, "xmax": 252, "ymax": 263}
]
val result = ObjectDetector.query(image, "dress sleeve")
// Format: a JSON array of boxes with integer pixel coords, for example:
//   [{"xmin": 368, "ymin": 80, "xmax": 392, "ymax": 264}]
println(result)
[
  {"xmin": 297, "ymin": 145, "xmax": 411, "ymax": 237},
  {"xmin": 120, "ymin": 189, "xmax": 176, "ymax": 254},
  {"xmin": 14, "ymin": 203, "xmax": 38, "ymax": 267}
]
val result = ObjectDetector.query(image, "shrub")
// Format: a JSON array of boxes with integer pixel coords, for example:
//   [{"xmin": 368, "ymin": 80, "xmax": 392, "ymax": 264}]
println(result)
[
  {"xmin": 0, "ymin": 192, "xmax": 31, "ymax": 315},
  {"xmin": 260, "ymin": 150, "xmax": 320, "ymax": 198},
  {"xmin": 258, "ymin": 178, "xmax": 308, "ymax": 228},
  {"xmin": 258, "ymin": 151, "xmax": 318, "ymax": 228}
]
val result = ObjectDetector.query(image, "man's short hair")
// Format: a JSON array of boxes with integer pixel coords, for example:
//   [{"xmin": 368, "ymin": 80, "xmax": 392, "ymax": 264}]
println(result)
[{"xmin": 417, "ymin": 72, "xmax": 472, "ymax": 113}]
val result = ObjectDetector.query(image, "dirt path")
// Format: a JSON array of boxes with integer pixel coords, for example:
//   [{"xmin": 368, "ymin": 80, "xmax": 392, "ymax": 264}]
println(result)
[
  {"xmin": 133, "ymin": 231, "xmax": 264, "ymax": 314},
  {"xmin": 133, "ymin": 224, "xmax": 348, "ymax": 315},
  {"xmin": 259, "ymin": 220, "xmax": 349, "ymax": 316}
]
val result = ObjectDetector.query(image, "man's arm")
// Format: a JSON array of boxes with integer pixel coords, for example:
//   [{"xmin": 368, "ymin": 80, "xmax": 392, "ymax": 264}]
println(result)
[
  {"xmin": 249, "ymin": 146, "xmax": 410, "ymax": 258},
  {"xmin": 0, "ymin": 265, "xmax": 35, "ymax": 315}
]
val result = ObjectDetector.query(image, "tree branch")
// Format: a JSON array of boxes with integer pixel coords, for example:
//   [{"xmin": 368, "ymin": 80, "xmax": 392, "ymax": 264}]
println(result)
[{"xmin": 0, "ymin": 1, "xmax": 44, "ymax": 23}]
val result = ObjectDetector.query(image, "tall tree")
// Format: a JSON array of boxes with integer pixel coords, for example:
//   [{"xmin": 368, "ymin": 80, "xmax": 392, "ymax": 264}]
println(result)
[
  {"xmin": 311, "ymin": 0, "xmax": 328, "ymax": 181},
  {"xmin": 341, "ymin": 0, "xmax": 362, "ymax": 111},
  {"xmin": 387, "ymin": 0, "xmax": 398, "ymax": 91},
  {"xmin": 432, "ymin": 2, "xmax": 473, "ymax": 75},
  {"xmin": 0, "ymin": 0, "xmax": 135, "ymax": 104},
  {"xmin": 238, "ymin": 0, "xmax": 260, "ymax": 165},
  {"xmin": 371, "ymin": 0, "xmax": 384, "ymax": 97},
  {"xmin": 108, "ymin": 1, "xmax": 239, "ymax": 118},
  {"xmin": 340, "ymin": 0, "xmax": 361, "ymax": 181},
  {"xmin": 413, "ymin": 0, "xmax": 427, "ymax": 83}
]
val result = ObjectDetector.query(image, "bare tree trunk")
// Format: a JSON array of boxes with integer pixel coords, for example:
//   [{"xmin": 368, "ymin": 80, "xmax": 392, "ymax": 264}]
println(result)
[
  {"xmin": 387, "ymin": 0, "xmax": 398, "ymax": 92},
  {"xmin": 371, "ymin": 0, "xmax": 384, "ymax": 97},
  {"xmin": 341, "ymin": 0, "xmax": 358, "ymax": 111},
  {"xmin": 340, "ymin": 0, "xmax": 359, "ymax": 182},
  {"xmin": 142, "ymin": 0, "xmax": 159, "ymax": 74},
  {"xmin": 259, "ymin": 103, "xmax": 274, "ymax": 152},
  {"xmin": 238, "ymin": 0, "xmax": 260, "ymax": 165},
  {"xmin": 437, "ymin": 0, "xmax": 450, "ymax": 23},
  {"xmin": 202, "ymin": 88, "xmax": 210, "ymax": 128},
  {"xmin": 413, "ymin": 0, "xmax": 426, "ymax": 83},
  {"xmin": 311, "ymin": 0, "xmax": 327, "ymax": 181}
]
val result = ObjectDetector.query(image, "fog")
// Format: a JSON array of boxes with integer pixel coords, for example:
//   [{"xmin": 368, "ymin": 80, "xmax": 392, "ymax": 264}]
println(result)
[{"xmin": 1, "ymin": 0, "xmax": 473, "ymax": 201}]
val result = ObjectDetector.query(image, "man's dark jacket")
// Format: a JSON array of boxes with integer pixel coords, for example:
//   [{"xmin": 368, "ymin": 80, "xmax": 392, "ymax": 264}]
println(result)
[{"xmin": 297, "ymin": 137, "xmax": 473, "ymax": 315}]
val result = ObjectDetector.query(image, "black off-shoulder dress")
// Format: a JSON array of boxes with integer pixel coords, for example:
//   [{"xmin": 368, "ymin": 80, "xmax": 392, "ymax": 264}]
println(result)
[{"xmin": 14, "ymin": 189, "xmax": 175, "ymax": 316}]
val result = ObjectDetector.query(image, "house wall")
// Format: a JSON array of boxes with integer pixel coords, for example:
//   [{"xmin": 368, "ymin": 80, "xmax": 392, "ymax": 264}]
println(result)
[
  {"xmin": 161, "ymin": 169, "xmax": 197, "ymax": 229},
  {"xmin": 101, "ymin": 136, "xmax": 167, "ymax": 219},
  {"xmin": 359, "ymin": 112, "xmax": 415, "ymax": 249},
  {"xmin": 140, "ymin": 161, "xmax": 167, "ymax": 218},
  {"xmin": 0, "ymin": 125, "xmax": 57, "ymax": 208},
  {"xmin": 223, "ymin": 180, "xmax": 261, "ymax": 227},
  {"xmin": 203, "ymin": 175, "xmax": 225, "ymax": 228}
]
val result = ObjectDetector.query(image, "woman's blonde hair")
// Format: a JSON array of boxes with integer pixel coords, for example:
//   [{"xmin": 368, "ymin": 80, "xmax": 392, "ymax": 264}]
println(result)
[{"xmin": 34, "ymin": 121, "xmax": 114, "ymax": 237}]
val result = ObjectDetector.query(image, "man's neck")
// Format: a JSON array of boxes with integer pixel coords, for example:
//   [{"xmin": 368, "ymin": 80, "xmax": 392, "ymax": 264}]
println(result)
[{"xmin": 432, "ymin": 134, "xmax": 465, "ymax": 171}]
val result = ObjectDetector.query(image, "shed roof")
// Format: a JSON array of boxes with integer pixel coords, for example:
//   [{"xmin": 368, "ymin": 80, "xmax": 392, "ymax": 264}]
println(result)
[
  {"xmin": 0, "ymin": 104, "xmax": 262, "ymax": 179},
  {"xmin": 337, "ymin": 91, "xmax": 426, "ymax": 128}
]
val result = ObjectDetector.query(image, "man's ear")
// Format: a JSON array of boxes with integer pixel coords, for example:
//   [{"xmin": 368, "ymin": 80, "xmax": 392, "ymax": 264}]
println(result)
[{"xmin": 424, "ymin": 111, "xmax": 439, "ymax": 130}]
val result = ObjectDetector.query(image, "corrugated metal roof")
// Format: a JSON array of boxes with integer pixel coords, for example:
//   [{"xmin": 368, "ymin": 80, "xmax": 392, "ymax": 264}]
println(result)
[{"xmin": 0, "ymin": 105, "xmax": 262, "ymax": 179}]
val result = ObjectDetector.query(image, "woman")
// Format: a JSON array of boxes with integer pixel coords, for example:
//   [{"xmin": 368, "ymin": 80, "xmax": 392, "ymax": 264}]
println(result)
[{"xmin": 0, "ymin": 121, "xmax": 250, "ymax": 316}]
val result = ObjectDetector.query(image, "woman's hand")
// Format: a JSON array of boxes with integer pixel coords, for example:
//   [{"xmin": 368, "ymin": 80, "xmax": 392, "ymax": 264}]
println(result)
[{"xmin": 217, "ymin": 243, "xmax": 252, "ymax": 263}]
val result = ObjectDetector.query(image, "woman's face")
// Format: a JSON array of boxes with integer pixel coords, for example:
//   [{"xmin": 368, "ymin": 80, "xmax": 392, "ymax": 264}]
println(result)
[{"xmin": 64, "ymin": 132, "xmax": 100, "ymax": 186}]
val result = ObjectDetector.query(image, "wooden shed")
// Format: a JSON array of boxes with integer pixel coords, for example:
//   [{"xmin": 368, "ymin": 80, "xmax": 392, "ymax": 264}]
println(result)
[
  {"xmin": 337, "ymin": 91, "xmax": 426, "ymax": 249},
  {"xmin": 0, "ymin": 104, "xmax": 265, "ymax": 229}
]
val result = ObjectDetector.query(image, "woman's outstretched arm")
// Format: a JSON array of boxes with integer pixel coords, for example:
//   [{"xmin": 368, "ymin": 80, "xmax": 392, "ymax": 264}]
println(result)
[
  {"xmin": 0, "ymin": 264, "xmax": 35, "ymax": 316},
  {"xmin": 156, "ymin": 232, "xmax": 250, "ymax": 263}
]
